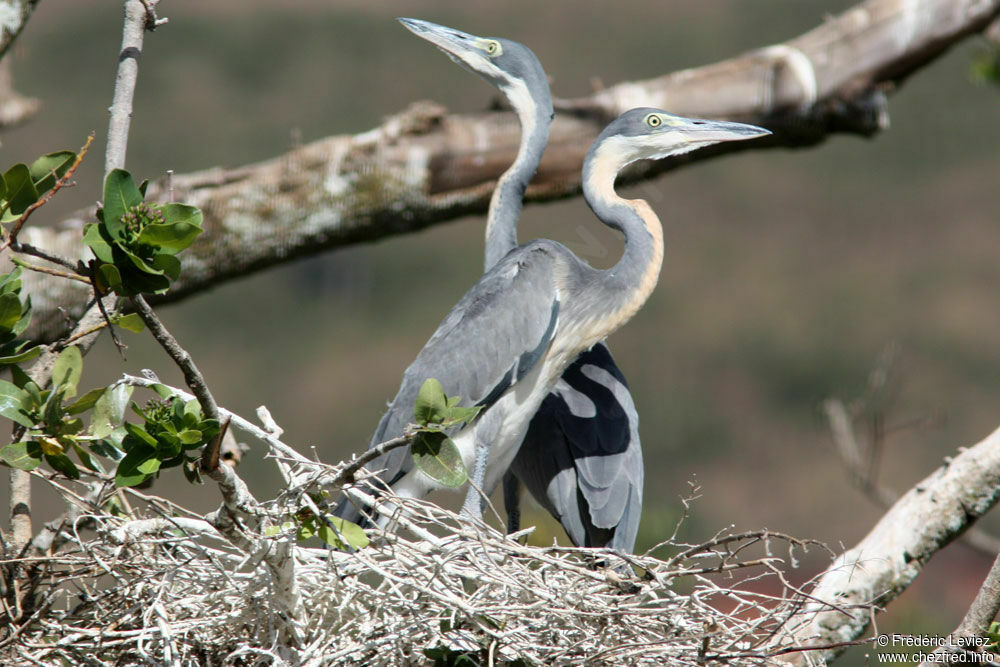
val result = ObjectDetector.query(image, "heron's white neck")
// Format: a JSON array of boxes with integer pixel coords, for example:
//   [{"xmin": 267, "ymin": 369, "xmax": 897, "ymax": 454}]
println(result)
[{"xmin": 483, "ymin": 78, "xmax": 551, "ymax": 271}]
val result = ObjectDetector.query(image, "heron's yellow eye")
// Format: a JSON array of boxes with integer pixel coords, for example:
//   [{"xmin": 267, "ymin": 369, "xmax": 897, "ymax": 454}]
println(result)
[
  {"xmin": 485, "ymin": 40, "xmax": 500, "ymax": 56},
  {"xmin": 645, "ymin": 114, "xmax": 663, "ymax": 128}
]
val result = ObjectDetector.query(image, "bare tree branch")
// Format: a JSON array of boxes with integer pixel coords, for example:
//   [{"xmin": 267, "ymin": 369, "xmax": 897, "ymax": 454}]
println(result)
[
  {"xmin": 825, "ymin": 398, "xmax": 1000, "ymax": 557},
  {"xmin": 0, "ymin": 0, "xmax": 39, "ymax": 62},
  {"xmin": 918, "ymin": 551, "xmax": 1000, "ymax": 665},
  {"xmin": 11, "ymin": 0, "xmax": 1000, "ymax": 343},
  {"xmin": 780, "ymin": 425, "xmax": 1000, "ymax": 664}
]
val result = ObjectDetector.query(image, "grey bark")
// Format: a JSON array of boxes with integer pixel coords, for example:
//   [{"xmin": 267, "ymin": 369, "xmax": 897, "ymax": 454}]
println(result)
[
  {"xmin": 8, "ymin": 0, "xmax": 1000, "ymax": 342},
  {"xmin": 780, "ymin": 425, "xmax": 1000, "ymax": 664}
]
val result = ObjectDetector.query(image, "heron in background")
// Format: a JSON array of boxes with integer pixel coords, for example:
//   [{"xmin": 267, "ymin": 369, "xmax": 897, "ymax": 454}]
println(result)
[
  {"xmin": 397, "ymin": 18, "xmax": 644, "ymax": 551},
  {"xmin": 333, "ymin": 105, "xmax": 769, "ymax": 528}
]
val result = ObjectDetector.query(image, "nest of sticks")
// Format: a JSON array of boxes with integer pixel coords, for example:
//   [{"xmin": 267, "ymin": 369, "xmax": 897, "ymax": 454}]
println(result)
[{"xmin": 1, "ymin": 455, "xmax": 837, "ymax": 667}]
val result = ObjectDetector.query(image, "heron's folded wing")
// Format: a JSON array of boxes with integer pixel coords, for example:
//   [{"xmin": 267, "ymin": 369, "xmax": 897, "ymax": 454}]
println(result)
[{"xmin": 362, "ymin": 241, "xmax": 563, "ymax": 487}]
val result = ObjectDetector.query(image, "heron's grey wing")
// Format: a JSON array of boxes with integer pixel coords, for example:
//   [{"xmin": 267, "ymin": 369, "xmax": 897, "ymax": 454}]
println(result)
[
  {"xmin": 337, "ymin": 242, "xmax": 562, "ymax": 518},
  {"xmin": 511, "ymin": 343, "xmax": 643, "ymax": 552}
]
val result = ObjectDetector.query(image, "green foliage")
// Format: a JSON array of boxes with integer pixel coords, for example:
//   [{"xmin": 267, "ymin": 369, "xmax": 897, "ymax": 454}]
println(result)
[
  {"xmin": 0, "ymin": 371, "xmax": 217, "ymax": 488},
  {"xmin": 115, "ymin": 395, "xmax": 219, "ymax": 487},
  {"xmin": 0, "ymin": 150, "xmax": 75, "ymax": 224},
  {"xmin": 265, "ymin": 497, "xmax": 370, "ymax": 552},
  {"xmin": 987, "ymin": 621, "xmax": 1000, "ymax": 652},
  {"xmin": 0, "ymin": 347, "xmax": 90, "ymax": 478},
  {"xmin": 970, "ymin": 46, "xmax": 1000, "ymax": 87},
  {"xmin": 409, "ymin": 378, "xmax": 482, "ymax": 488},
  {"xmin": 85, "ymin": 169, "xmax": 203, "ymax": 296},
  {"xmin": 0, "ymin": 268, "xmax": 40, "ymax": 365}
]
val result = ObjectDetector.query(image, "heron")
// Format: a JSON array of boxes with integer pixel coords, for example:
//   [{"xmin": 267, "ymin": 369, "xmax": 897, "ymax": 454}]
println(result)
[
  {"xmin": 397, "ymin": 17, "xmax": 645, "ymax": 552},
  {"xmin": 334, "ymin": 106, "xmax": 769, "ymax": 528}
]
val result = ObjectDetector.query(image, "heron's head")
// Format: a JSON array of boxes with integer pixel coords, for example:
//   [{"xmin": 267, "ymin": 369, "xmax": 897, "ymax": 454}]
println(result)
[
  {"xmin": 398, "ymin": 18, "xmax": 551, "ymax": 115},
  {"xmin": 590, "ymin": 107, "xmax": 771, "ymax": 171}
]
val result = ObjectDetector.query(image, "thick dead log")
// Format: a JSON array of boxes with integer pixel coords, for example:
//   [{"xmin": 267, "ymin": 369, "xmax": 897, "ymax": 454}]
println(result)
[{"xmin": 8, "ymin": 0, "xmax": 1000, "ymax": 341}]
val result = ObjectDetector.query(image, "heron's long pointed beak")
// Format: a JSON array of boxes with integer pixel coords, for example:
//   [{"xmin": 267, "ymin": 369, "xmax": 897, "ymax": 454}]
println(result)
[
  {"xmin": 682, "ymin": 118, "xmax": 771, "ymax": 144},
  {"xmin": 397, "ymin": 17, "xmax": 480, "ymax": 62}
]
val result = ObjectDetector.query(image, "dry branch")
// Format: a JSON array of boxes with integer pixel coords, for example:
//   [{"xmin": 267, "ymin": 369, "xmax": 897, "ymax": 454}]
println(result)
[
  {"xmin": 12, "ymin": 0, "xmax": 1000, "ymax": 342},
  {"xmin": 782, "ymin": 425, "xmax": 1000, "ymax": 665},
  {"xmin": 3, "ymin": 465, "xmax": 836, "ymax": 666}
]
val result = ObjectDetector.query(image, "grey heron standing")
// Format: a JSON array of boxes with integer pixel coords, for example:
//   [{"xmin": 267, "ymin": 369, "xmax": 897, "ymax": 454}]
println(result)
[
  {"xmin": 334, "ymin": 107, "xmax": 769, "ymax": 527},
  {"xmin": 397, "ymin": 18, "xmax": 645, "ymax": 551}
]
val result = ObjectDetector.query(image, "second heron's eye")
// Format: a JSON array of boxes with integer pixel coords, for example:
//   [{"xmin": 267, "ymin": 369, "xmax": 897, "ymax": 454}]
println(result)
[
  {"xmin": 485, "ymin": 40, "xmax": 500, "ymax": 56},
  {"xmin": 646, "ymin": 114, "xmax": 662, "ymax": 128}
]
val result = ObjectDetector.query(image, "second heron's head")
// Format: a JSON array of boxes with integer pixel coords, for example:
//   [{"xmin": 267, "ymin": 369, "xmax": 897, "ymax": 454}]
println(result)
[
  {"xmin": 398, "ymin": 18, "xmax": 552, "ymax": 117},
  {"xmin": 587, "ymin": 108, "xmax": 771, "ymax": 178}
]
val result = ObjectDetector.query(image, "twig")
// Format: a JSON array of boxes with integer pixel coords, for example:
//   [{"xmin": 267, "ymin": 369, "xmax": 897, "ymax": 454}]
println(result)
[
  {"xmin": 330, "ymin": 433, "xmax": 414, "ymax": 488},
  {"xmin": 8, "ymin": 256, "xmax": 90, "ymax": 284},
  {"xmin": 6, "ymin": 242, "xmax": 80, "ymax": 272},
  {"xmin": 127, "ymin": 295, "xmax": 221, "ymax": 469},
  {"xmin": 88, "ymin": 271, "xmax": 125, "ymax": 356},
  {"xmin": 105, "ymin": 0, "xmax": 153, "ymax": 175},
  {"xmin": 0, "ymin": 133, "xmax": 92, "ymax": 252},
  {"xmin": 115, "ymin": 374, "xmax": 310, "ymax": 465}
]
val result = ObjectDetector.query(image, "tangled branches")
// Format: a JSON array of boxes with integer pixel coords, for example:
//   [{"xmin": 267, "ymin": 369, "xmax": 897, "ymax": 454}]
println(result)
[{"xmin": 2, "ymin": 450, "xmax": 852, "ymax": 666}]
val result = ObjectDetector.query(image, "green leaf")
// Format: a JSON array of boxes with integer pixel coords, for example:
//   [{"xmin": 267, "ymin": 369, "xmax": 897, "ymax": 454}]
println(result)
[
  {"xmin": 0, "ymin": 441, "xmax": 42, "ymax": 470},
  {"xmin": 411, "ymin": 431, "xmax": 467, "ymax": 488},
  {"xmin": 9, "ymin": 295, "xmax": 31, "ymax": 337},
  {"xmin": 92, "ymin": 384, "xmax": 133, "ymax": 438},
  {"xmin": 176, "ymin": 429, "xmax": 203, "ymax": 445},
  {"xmin": 150, "ymin": 253, "xmax": 181, "ymax": 281},
  {"xmin": 45, "ymin": 451, "xmax": 80, "ymax": 480},
  {"xmin": 66, "ymin": 387, "xmax": 105, "ymax": 415},
  {"xmin": 0, "ymin": 293, "xmax": 23, "ymax": 330},
  {"xmin": 115, "ymin": 446, "xmax": 161, "ymax": 487},
  {"xmin": 0, "ymin": 346, "xmax": 40, "ymax": 366},
  {"xmin": 414, "ymin": 378, "xmax": 448, "ymax": 425},
  {"xmin": 114, "ymin": 313, "xmax": 145, "ymax": 333},
  {"xmin": 69, "ymin": 440, "xmax": 99, "ymax": 472},
  {"xmin": 444, "ymin": 404, "xmax": 482, "ymax": 426},
  {"xmin": 83, "ymin": 224, "xmax": 115, "ymax": 264},
  {"xmin": 91, "ymin": 439, "xmax": 124, "ymax": 461},
  {"xmin": 9, "ymin": 365, "xmax": 31, "ymax": 389},
  {"xmin": 29, "ymin": 151, "xmax": 75, "ymax": 194},
  {"xmin": 120, "ymin": 245, "xmax": 163, "ymax": 275},
  {"xmin": 102, "ymin": 169, "xmax": 143, "ymax": 239},
  {"xmin": 296, "ymin": 515, "xmax": 317, "ymax": 540},
  {"xmin": 315, "ymin": 515, "xmax": 370, "ymax": 550},
  {"xmin": 42, "ymin": 386, "xmax": 67, "ymax": 427},
  {"xmin": 51, "ymin": 345, "xmax": 83, "ymax": 398},
  {"xmin": 123, "ymin": 421, "xmax": 158, "ymax": 448},
  {"xmin": 151, "ymin": 384, "xmax": 173, "ymax": 399},
  {"xmin": 0, "ymin": 379, "xmax": 34, "ymax": 427},
  {"xmin": 96, "ymin": 263, "xmax": 123, "ymax": 294},
  {"xmin": 137, "ymin": 217, "xmax": 202, "ymax": 253},
  {"xmin": 1, "ymin": 164, "xmax": 40, "ymax": 218},
  {"xmin": 157, "ymin": 202, "xmax": 203, "ymax": 228}
]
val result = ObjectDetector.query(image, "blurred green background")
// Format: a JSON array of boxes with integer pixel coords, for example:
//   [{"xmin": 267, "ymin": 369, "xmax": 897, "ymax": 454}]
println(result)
[{"xmin": 4, "ymin": 1, "xmax": 999, "ymax": 662}]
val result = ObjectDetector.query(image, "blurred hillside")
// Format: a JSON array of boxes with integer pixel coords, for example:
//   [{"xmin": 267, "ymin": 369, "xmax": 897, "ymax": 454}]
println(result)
[{"xmin": 3, "ymin": 1, "xmax": 999, "ymax": 661}]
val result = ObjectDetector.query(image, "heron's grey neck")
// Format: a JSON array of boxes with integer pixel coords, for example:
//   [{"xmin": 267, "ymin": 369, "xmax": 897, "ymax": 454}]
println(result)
[{"xmin": 483, "ymin": 85, "xmax": 552, "ymax": 271}]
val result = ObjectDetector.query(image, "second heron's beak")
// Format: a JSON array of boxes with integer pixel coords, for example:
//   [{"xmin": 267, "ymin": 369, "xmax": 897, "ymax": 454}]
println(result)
[
  {"xmin": 678, "ymin": 118, "xmax": 771, "ymax": 145},
  {"xmin": 397, "ymin": 17, "xmax": 484, "ymax": 73}
]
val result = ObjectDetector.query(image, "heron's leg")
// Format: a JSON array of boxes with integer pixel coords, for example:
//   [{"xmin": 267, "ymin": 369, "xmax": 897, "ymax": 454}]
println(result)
[
  {"xmin": 460, "ymin": 434, "xmax": 490, "ymax": 519},
  {"xmin": 502, "ymin": 472, "xmax": 521, "ymax": 534}
]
